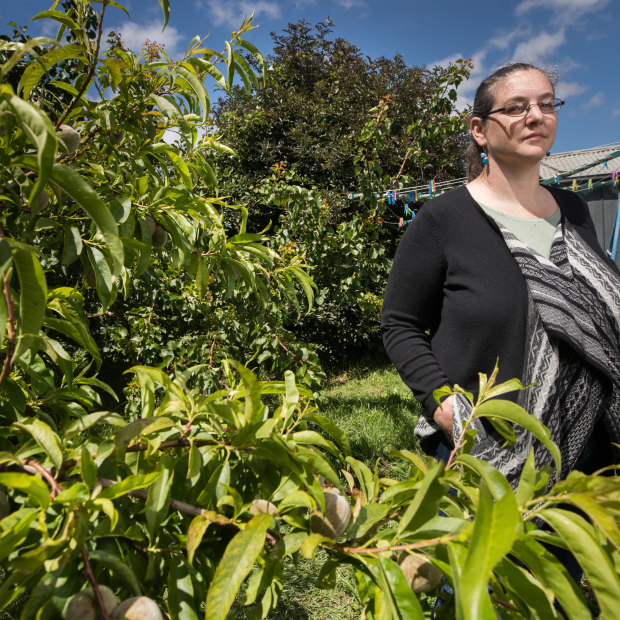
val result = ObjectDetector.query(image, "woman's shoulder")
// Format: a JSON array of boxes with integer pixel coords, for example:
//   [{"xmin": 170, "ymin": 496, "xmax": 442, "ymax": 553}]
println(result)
[
  {"xmin": 546, "ymin": 185, "xmax": 591, "ymax": 225},
  {"xmin": 416, "ymin": 185, "xmax": 476, "ymax": 222}
]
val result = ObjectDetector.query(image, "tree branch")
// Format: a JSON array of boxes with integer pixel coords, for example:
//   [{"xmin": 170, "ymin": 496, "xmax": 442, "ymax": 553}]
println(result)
[
  {"xmin": 0, "ymin": 267, "xmax": 16, "ymax": 388},
  {"xmin": 56, "ymin": 2, "xmax": 108, "ymax": 129},
  {"xmin": 81, "ymin": 547, "xmax": 112, "ymax": 620},
  {"xmin": 96, "ymin": 478, "xmax": 278, "ymax": 546}
]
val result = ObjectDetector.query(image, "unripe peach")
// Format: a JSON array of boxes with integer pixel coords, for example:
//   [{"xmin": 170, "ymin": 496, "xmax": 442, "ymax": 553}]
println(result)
[
  {"xmin": 249, "ymin": 499, "xmax": 276, "ymax": 515},
  {"xmin": 56, "ymin": 124, "xmax": 80, "ymax": 153},
  {"xmin": 399, "ymin": 553, "xmax": 442, "ymax": 593},
  {"xmin": 111, "ymin": 596, "xmax": 163, "ymax": 619},
  {"xmin": 144, "ymin": 215, "xmax": 157, "ymax": 236},
  {"xmin": 151, "ymin": 225, "xmax": 168, "ymax": 248},
  {"xmin": 309, "ymin": 490, "xmax": 351, "ymax": 538},
  {"xmin": 37, "ymin": 191, "xmax": 49, "ymax": 210},
  {"xmin": 66, "ymin": 585, "xmax": 117, "ymax": 620}
]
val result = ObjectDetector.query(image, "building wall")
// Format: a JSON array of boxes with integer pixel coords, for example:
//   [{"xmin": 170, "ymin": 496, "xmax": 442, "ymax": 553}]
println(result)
[{"xmin": 581, "ymin": 185, "xmax": 620, "ymax": 266}]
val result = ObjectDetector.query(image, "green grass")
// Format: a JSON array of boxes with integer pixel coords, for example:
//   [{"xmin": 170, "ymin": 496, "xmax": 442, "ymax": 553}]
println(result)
[{"xmin": 318, "ymin": 363, "xmax": 422, "ymax": 479}]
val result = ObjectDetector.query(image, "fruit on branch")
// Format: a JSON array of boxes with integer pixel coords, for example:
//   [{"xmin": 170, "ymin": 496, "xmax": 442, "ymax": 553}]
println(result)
[
  {"xmin": 249, "ymin": 499, "xmax": 277, "ymax": 515},
  {"xmin": 66, "ymin": 585, "xmax": 117, "ymax": 620},
  {"xmin": 398, "ymin": 552, "xmax": 443, "ymax": 594},
  {"xmin": 37, "ymin": 191, "xmax": 49, "ymax": 210},
  {"xmin": 56, "ymin": 124, "xmax": 81, "ymax": 153},
  {"xmin": 0, "ymin": 491, "xmax": 9, "ymax": 519},
  {"xmin": 309, "ymin": 489, "xmax": 351, "ymax": 538},
  {"xmin": 144, "ymin": 215, "xmax": 157, "ymax": 236},
  {"xmin": 151, "ymin": 224, "xmax": 169, "ymax": 248},
  {"xmin": 111, "ymin": 596, "xmax": 163, "ymax": 619}
]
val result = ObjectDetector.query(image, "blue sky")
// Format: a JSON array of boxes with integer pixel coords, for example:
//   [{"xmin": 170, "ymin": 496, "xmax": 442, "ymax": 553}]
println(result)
[{"xmin": 4, "ymin": 0, "xmax": 619, "ymax": 154}]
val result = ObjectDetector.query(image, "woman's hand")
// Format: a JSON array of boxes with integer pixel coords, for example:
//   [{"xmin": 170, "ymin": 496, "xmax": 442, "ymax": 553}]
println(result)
[{"xmin": 434, "ymin": 395, "xmax": 454, "ymax": 445}]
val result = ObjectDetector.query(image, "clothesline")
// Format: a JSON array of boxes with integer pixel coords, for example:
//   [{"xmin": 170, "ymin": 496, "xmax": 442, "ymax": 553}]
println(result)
[{"xmin": 349, "ymin": 150, "xmax": 620, "ymax": 211}]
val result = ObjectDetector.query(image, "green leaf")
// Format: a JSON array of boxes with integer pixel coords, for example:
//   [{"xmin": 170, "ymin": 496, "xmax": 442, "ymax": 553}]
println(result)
[
  {"xmin": 364, "ymin": 556, "xmax": 424, "ymax": 620},
  {"xmin": 186, "ymin": 513, "xmax": 211, "ymax": 566},
  {"xmin": 157, "ymin": 0, "xmax": 170, "ymax": 29},
  {"xmin": 0, "ymin": 473, "xmax": 49, "ymax": 509},
  {"xmin": 11, "ymin": 248, "xmax": 47, "ymax": 361},
  {"xmin": 538, "ymin": 507, "xmax": 620, "ymax": 618},
  {"xmin": 87, "ymin": 245, "xmax": 115, "ymax": 309},
  {"xmin": 346, "ymin": 456, "xmax": 376, "ymax": 502},
  {"xmin": 7, "ymin": 95, "xmax": 56, "ymax": 201},
  {"xmin": 515, "ymin": 449, "xmax": 536, "ymax": 510},
  {"xmin": 455, "ymin": 482, "xmax": 519, "ymax": 620},
  {"xmin": 0, "ymin": 509, "xmax": 39, "ymax": 562},
  {"xmin": 89, "ymin": 549, "xmax": 142, "ymax": 596},
  {"xmin": 99, "ymin": 472, "xmax": 161, "ymax": 500},
  {"xmin": 511, "ymin": 536, "xmax": 589, "ymax": 615},
  {"xmin": 61, "ymin": 226, "xmax": 83, "ymax": 265},
  {"xmin": 146, "ymin": 455, "xmax": 174, "ymax": 541},
  {"xmin": 300, "ymin": 533, "xmax": 330, "ymax": 560},
  {"xmin": 473, "ymin": 399, "xmax": 561, "ymax": 474},
  {"xmin": 227, "ymin": 360, "xmax": 263, "ymax": 426},
  {"xmin": 44, "ymin": 315, "xmax": 101, "ymax": 367},
  {"xmin": 30, "ymin": 10, "xmax": 79, "ymax": 30},
  {"xmin": 494, "ymin": 557, "xmax": 556, "ymax": 619},
  {"xmin": 394, "ymin": 461, "xmax": 446, "ymax": 538},
  {"xmin": 80, "ymin": 445, "xmax": 97, "ymax": 489},
  {"xmin": 150, "ymin": 94, "xmax": 192, "ymax": 147},
  {"xmin": 0, "ymin": 37, "xmax": 58, "ymax": 78},
  {"xmin": 205, "ymin": 513, "xmax": 272, "ymax": 620},
  {"xmin": 176, "ymin": 65, "xmax": 209, "ymax": 121},
  {"xmin": 49, "ymin": 165, "xmax": 122, "ymax": 273},
  {"xmin": 456, "ymin": 454, "xmax": 514, "ymax": 500},
  {"xmin": 305, "ymin": 413, "xmax": 351, "ymax": 457},
  {"xmin": 18, "ymin": 44, "xmax": 85, "ymax": 100},
  {"xmin": 167, "ymin": 149, "xmax": 193, "ymax": 190},
  {"xmin": 168, "ymin": 555, "xmax": 199, "ymax": 620},
  {"xmin": 12, "ymin": 419, "xmax": 63, "ymax": 471}
]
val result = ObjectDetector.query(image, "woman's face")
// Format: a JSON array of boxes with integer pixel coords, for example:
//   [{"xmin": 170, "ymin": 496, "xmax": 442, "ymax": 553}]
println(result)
[{"xmin": 472, "ymin": 69, "xmax": 557, "ymax": 167}]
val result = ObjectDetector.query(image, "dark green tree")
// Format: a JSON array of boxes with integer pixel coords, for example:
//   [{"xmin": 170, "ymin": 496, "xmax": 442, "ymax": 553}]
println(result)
[
  {"xmin": 213, "ymin": 20, "xmax": 470, "ymax": 227},
  {"xmin": 212, "ymin": 21, "xmax": 471, "ymax": 364}
]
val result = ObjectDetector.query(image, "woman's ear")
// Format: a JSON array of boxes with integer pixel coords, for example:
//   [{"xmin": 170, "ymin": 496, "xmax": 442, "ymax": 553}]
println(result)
[{"xmin": 470, "ymin": 117, "xmax": 486, "ymax": 148}]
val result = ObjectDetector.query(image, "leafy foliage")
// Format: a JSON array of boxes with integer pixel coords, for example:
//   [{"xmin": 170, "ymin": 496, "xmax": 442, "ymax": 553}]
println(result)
[
  {"xmin": 212, "ymin": 23, "xmax": 472, "ymax": 362},
  {"xmin": 0, "ymin": 4, "xmax": 618, "ymax": 619}
]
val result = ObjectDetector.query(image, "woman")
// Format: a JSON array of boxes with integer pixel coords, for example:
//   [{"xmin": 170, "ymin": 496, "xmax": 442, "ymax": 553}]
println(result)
[{"xmin": 381, "ymin": 63, "xmax": 620, "ymax": 485}]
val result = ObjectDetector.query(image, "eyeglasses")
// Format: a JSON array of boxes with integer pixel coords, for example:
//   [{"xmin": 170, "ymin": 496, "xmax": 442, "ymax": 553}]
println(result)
[{"xmin": 481, "ymin": 98, "xmax": 565, "ymax": 118}]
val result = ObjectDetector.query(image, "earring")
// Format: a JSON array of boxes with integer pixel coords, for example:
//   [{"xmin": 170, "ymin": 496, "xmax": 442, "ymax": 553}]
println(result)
[
  {"xmin": 481, "ymin": 152, "xmax": 489, "ymax": 164},
  {"xmin": 546, "ymin": 151, "xmax": 551, "ymax": 156}
]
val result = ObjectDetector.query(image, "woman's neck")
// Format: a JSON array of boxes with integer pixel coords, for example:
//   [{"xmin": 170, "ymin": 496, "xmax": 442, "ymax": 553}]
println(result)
[{"xmin": 467, "ymin": 160, "xmax": 557, "ymax": 219}]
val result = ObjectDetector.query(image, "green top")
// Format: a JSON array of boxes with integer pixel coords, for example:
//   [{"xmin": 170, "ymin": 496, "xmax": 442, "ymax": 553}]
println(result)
[{"xmin": 479, "ymin": 204, "xmax": 561, "ymax": 259}]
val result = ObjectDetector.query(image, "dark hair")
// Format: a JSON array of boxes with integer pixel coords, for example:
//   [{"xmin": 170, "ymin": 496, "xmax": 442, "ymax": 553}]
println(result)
[{"xmin": 465, "ymin": 63, "xmax": 557, "ymax": 181}]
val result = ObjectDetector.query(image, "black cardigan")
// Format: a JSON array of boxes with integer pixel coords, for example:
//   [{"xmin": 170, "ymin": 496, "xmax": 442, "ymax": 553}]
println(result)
[{"xmin": 381, "ymin": 184, "xmax": 613, "ymax": 418}]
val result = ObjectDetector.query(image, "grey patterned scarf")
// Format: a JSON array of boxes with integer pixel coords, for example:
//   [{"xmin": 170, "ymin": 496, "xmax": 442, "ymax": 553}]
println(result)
[{"xmin": 445, "ymin": 218, "xmax": 620, "ymax": 486}]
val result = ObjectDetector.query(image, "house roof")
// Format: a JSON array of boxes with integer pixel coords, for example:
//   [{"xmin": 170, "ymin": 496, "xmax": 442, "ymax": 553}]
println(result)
[{"xmin": 540, "ymin": 143, "xmax": 620, "ymax": 181}]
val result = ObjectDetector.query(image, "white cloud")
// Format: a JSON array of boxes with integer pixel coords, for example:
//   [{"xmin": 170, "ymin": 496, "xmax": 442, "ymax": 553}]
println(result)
[
  {"xmin": 198, "ymin": 1, "xmax": 281, "ymax": 28},
  {"xmin": 515, "ymin": 0, "xmax": 609, "ymax": 17},
  {"xmin": 556, "ymin": 80, "xmax": 588, "ymax": 98},
  {"xmin": 114, "ymin": 20, "xmax": 184, "ymax": 56},
  {"xmin": 512, "ymin": 30, "xmax": 566, "ymax": 62},
  {"xmin": 337, "ymin": 0, "xmax": 368, "ymax": 8},
  {"xmin": 488, "ymin": 26, "xmax": 529, "ymax": 52},
  {"xmin": 612, "ymin": 108, "xmax": 620, "ymax": 118},
  {"xmin": 582, "ymin": 92, "xmax": 604, "ymax": 109},
  {"xmin": 429, "ymin": 53, "xmax": 463, "ymax": 70}
]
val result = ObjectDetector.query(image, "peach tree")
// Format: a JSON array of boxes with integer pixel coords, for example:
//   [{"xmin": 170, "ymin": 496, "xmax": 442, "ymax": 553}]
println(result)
[{"xmin": 1, "ymin": 2, "xmax": 619, "ymax": 619}]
